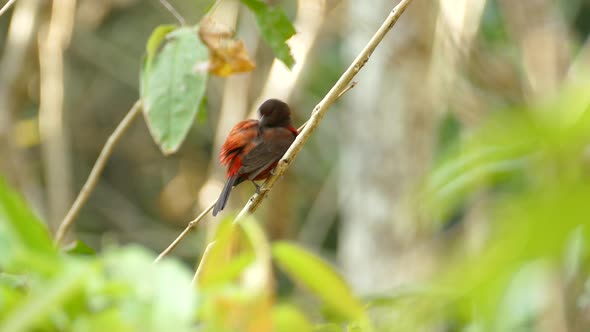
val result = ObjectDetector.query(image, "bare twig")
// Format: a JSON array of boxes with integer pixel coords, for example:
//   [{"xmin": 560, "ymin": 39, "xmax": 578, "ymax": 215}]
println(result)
[
  {"xmin": 159, "ymin": 0, "xmax": 186, "ymax": 26},
  {"xmin": 55, "ymin": 100, "xmax": 142, "ymax": 245},
  {"xmin": 233, "ymin": 0, "xmax": 415, "ymax": 223},
  {"xmin": 338, "ymin": 81, "xmax": 357, "ymax": 99},
  {"xmin": 154, "ymin": 201, "xmax": 216, "ymax": 263},
  {"xmin": 0, "ymin": 0, "xmax": 17, "ymax": 17}
]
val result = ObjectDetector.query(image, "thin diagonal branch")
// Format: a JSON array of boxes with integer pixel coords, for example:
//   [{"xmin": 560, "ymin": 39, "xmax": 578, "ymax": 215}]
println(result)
[
  {"xmin": 233, "ymin": 0, "xmax": 415, "ymax": 223},
  {"xmin": 0, "ymin": 0, "xmax": 17, "ymax": 17},
  {"xmin": 157, "ymin": 80, "xmax": 354, "ymax": 258},
  {"xmin": 154, "ymin": 201, "xmax": 216, "ymax": 263},
  {"xmin": 159, "ymin": 0, "xmax": 186, "ymax": 26},
  {"xmin": 55, "ymin": 100, "xmax": 142, "ymax": 245}
]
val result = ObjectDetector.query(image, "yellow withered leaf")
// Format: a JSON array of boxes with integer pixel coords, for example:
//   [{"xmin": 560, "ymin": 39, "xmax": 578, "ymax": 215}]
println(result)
[{"xmin": 199, "ymin": 17, "xmax": 256, "ymax": 77}]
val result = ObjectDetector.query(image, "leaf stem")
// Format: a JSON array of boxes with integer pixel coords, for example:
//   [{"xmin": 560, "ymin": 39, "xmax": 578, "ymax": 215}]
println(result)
[{"xmin": 159, "ymin": 0, "xmax": 187, "ymax": 26}]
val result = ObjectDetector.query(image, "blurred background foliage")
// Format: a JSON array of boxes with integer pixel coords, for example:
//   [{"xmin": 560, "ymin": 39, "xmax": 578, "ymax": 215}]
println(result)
[{"xmin": 2, "ymin": 0, "xmax": 590, "ymax": 331}]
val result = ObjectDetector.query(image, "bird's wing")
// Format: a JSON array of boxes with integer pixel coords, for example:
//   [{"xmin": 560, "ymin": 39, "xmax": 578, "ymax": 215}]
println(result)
[
  {"xmin": 219, "ymin": 119, "xmax": 259, "ymax": 166},
  {"xmin": 239, "ymin": 127, "xmax": 295, "ymax": 175}
]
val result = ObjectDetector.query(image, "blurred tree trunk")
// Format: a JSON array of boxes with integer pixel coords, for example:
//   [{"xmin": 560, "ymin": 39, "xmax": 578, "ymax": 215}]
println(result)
[
  {"xmin": 499, "ymin": 0, "xmax": 570, "ymax": 99},
  {"xmin": 0, "ymin": 0, "xmax": 44, "ymax": 213},
  {"xmin": 338, "ymin": 0, "xmax": 439, "ymax": 293}
]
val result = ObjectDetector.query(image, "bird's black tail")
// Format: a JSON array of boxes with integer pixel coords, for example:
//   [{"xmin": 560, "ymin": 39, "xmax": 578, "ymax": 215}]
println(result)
[{"xmin": 213, "ymin": 174, "xmax": 238, "ymax": 216}]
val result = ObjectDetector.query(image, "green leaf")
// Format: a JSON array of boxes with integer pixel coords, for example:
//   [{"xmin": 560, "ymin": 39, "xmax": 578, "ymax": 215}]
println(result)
[
  {"xmin": 141, "ymin": 27, "xmax": 209, "ymax": 155},
  {"xmin": 71, "ymin": 308, "xmax": 133, "ymax": 332},
  {"xmin": 141, "ymin": 25, "xmax": 177, "ymax": 100},
  {"xmin": 202, "ymin": 252, "xmax": 255, "ymax": 287},
  {"xmin": 0, "ymin": 177, "xmax": 56, "ymax": 270},
  {"xmin": 271, "ymin": 242, "xmax": 364, "ymax": 321},
  {"xmin": 313, "ymin": 324, "xmax": 342, "ymax": 332},
  {"xmin": 195, "ymin": 217, "xmax": 239, "ymax": 288},
  {"xmin": 240, "ymin": 0, "xmax": 296, "ymax": 68},
  {"xmin": 272, "ymin": 304, "xmax": 312, "ymax": 332},
  {"xmin": 63, "ymin": 240, "xmax": 96, "ymax": 256},
  {"xmin": 145, "ymin": 25, "xmax": 177, "ymax": 65},
  {"xmin": 0, "ymin": 272, "xmax": 28, "ymax": 290}
]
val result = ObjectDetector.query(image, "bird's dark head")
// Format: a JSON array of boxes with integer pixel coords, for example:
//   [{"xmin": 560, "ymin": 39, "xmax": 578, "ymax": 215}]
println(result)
[{"xmin": 258, "ymin": 99, "xmax": 293, "ymax": 128}]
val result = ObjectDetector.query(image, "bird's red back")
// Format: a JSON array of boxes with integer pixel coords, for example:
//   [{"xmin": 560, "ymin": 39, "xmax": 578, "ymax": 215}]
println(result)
[
  {"xmin": 219, "ymin": 120, "xmax": 298, "ymax": 181},
  {"xmin": 219, "ymin": 119, "xmax": 259, "ymax": 177}
]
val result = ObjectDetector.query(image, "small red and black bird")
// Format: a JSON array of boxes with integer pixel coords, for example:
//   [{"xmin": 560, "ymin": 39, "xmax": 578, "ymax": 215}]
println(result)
[{"xmin": 213, "ymin": 99, "xmax": 298, "ymax": 216}]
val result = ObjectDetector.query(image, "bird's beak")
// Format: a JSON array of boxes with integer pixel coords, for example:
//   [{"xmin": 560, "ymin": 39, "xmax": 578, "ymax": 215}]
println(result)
[{"xmin": 259, "ymin": 114, "xmax": 266, "ymax": 125}]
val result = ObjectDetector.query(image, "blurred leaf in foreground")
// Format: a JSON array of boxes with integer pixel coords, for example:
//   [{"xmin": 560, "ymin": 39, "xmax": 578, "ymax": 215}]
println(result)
[
  {"xmin": 0, "ymin": 177, "xmax": 56, "ymax": 272},
  {"xmin": 272, "ymin": 303, "xmax": 313, "ymax": 332},
  {"xmin": 420, "ymin": 82, "xmax": 590, "ymax": 329},
  {"xmin": 271, "ymin": 241, "xmax": 365, "ymax": 322},
  {"xmin": 102, "ymin": 245, "xmax": 197, "ymax": 332},
  {"xmin": 63, "ymin": 240, "xmax": 96, "ymax": 256}
]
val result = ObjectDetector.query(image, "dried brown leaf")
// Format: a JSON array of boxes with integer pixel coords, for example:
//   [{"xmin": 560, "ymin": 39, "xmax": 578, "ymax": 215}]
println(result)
[{"xmin": 199, "ymin": 17, "xmax": 256, "ymax": 77}]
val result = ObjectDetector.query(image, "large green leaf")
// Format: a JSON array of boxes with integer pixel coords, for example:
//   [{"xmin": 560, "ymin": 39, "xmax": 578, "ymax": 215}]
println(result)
[
  {"xmin": 141, "ymin": 27, "xmax": 209, "ymax": 155},
  {"xmin": 271, "ymin": 242, "xmax": 364, "ymax": 321},
  {"xmin": 240, "ymin": 0, "xmax": 296, "ymax": 68}
]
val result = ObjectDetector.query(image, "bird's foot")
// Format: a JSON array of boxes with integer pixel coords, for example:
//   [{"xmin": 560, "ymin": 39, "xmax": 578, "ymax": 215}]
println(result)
[{"xmin": 252, "ymin": 181, "xmax": 262, "ymax": 194}]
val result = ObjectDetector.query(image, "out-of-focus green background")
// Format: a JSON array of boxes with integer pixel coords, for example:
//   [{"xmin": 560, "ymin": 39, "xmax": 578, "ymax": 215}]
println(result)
[{"xmin": 3, "ymin": 0, "xmax": 590, "ymax": 331}]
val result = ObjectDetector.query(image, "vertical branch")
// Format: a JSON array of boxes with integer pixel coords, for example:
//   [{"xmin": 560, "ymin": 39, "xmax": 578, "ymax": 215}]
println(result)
[
  {"xmin": 0, "ymin": 0, "xmax": 42, "ymax": 206},
  {"xmin": 38, "ymin": 0, "xmax": 77, "ymax": 231}
]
